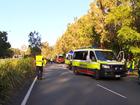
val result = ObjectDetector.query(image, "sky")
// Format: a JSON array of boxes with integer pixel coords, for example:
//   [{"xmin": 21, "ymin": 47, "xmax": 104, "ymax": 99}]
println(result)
[{"xmin": 0, "ymin": 0, "xmax": 93, "ymax": 49}]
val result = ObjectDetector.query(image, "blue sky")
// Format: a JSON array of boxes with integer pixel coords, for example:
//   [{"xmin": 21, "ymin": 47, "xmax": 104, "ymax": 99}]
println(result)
[{"xmin": 0, "ymin": 0, "xmax": 93, "ymax": 48}]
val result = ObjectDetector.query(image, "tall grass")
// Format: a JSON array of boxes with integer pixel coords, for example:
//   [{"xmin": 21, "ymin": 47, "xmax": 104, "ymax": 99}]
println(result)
[{"xmin": 0, "ymin": 58, "xmax": 35, "ymax": 104}]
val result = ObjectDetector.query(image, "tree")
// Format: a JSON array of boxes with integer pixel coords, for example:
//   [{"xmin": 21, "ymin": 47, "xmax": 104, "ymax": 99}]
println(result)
[
  {"xmin": 89, "ymin": 0, "xmax": 109, "ymax": 48},
  {"xmin": 54, "ymin": 14, "xmax": 96, "ymax": 55},
  {"xmin": 0, "ymin": 31, "xmax": 11, "ymax": 58},
  {"xmin": 104, "ymin": 0, "xmax": 140, "ymax": 54},
  {"xmin": 54, "ymin": 0, "xmax": 140, "ymax": 57},
  {"xmin": 89, "ymin": 0, "xmax": 140, "ymax": 54},
  {"xmin": 41, "ymin": 42, "xmax": 53, "ymax": 58},
  {"xmin": 10, "ymin": 48, "xmax": 22, "ymax": 58},
  {"xmin": 28, "ymin": 31, "xmax": 42, "ymax": 56}
]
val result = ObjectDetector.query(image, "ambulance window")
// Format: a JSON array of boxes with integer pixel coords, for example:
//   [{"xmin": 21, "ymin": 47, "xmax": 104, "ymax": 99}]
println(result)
[
  {"xmin": 73, "ymin": 51, "xmax": 88, "ymax": 60},
  {"xmin": 82, "ymin": 51, "xmax": 88, "ymax": 60},
  {"xmin": 67, "ymin": 55, "xmax": 70, "ymax": 60},
  {"xmin": 90, "ymin": 51, "xmax": 96, "ymax": 61},
  {"xmin": 95, "ymin": 51, "xmax": 116, "ymax": 61},
  {"xmin": 66, "ymin": 54, "xmax": 69, "ymax": 59},
  {"xmin": 73, "ymin": 52, "xmax": 82, "ymax": 60},
  {"xmin": 69, "ymin": 55, "xmax": 72, "ymax": 60}
]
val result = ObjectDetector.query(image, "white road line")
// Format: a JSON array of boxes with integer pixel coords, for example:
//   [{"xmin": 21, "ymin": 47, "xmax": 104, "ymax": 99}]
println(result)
[
  {"xmin": 21, "ymin": 77, "xmax": 37, "ymax": 105},
  {"xmin": 97, "ymin": 84, "xmax": 127, "ymax": 99}
]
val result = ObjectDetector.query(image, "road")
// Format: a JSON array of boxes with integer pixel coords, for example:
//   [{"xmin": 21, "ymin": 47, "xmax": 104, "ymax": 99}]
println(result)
[{"xmin": 26, "ymin": 64, "xmax": 140, "ymax": 105}]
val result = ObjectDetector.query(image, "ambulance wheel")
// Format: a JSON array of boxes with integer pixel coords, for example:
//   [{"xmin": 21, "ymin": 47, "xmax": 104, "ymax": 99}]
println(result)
[
  {"xmin": 73, "ymin": 67, "xmax": 79, "ymax": 75},
  {"xmin": 138, "ymin": 77, "xmax": 140, "ymax": 84},
  {"xmin": 69, "ymin": 65, "xmax": 72, "ymax": 70},
  {"xmin": 95, "ymin": 70, "xmax": 100, "ymax": 80}
]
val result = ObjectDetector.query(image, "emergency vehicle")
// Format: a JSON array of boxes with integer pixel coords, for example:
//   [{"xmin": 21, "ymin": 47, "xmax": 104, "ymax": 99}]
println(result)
[
  {"xmin": 71, "ymin": 48, "xmax": 127, "ymax": 79},
  {"xmin": 55, "ymin": 54, "xmax": 65, "ymax": 63}
]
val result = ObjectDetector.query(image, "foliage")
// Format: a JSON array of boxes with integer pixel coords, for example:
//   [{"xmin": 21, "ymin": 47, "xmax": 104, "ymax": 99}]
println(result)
[
  {"xmin": 0, "ymin": 58, "xmax": 35, "ymax": 104},
  {"xmin": 28, "ymin": 31, "xmax": 42, "ymax": 56},
  {"xmin": 0, "ymin": 31, "xmax": 11, "ymax": 58},
  {"xmin": 54, "ymin": 14, "xmax": 96, "ymax": 55},
  {"xmin": 10, "ymin": 48, "xmax": 22, "ymax": 56},
  {"xmin": 104, "ymin": 0, "xmax": 140, "ymax": 53},
  {"xmin": 53, "ymin": 0, "xmax": 140, "ymax": 56},
  {"xmin": 41, "ymin": 42, "xmax": 53, "ymax": 58}
]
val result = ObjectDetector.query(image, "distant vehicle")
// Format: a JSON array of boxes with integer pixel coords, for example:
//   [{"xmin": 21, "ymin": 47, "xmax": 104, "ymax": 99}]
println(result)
[
  {"xmin": 55, "ymin": 54, "xmax": 65, "ymax": 63},
  {"xmin": 71, "ymin": 48, "xmax": 127, "ymax": 79}
]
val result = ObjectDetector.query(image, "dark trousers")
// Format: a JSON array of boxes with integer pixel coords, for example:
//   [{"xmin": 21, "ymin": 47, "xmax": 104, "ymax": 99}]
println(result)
[{"xmin": 36, "ymin": 66, "xmax": 43, "ymax": 79}]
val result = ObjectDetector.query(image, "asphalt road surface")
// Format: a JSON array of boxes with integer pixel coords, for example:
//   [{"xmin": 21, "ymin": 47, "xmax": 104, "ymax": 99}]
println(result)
[{"xmin": 26, "ymin": 64, "xmax": 140, "ymax": 105}]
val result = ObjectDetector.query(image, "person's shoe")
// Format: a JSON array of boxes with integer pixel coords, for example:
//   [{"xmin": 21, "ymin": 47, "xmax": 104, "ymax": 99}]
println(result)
[
  {"xmin": 37, "ymin": 77, "xmax": 42, "ymax": 80},
  {"xmin": 41, "ymin": 77, "xmax": 45, "ymax": 80},
  {"xmin": 38, "ymin": 77, "xmax": 45, "ymax": 80}
]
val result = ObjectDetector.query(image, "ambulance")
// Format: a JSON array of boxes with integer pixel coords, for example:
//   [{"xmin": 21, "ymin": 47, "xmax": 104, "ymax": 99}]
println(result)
[{"xmin": 71, "ymin": 48, "xmax": 127, "ymax": 79}]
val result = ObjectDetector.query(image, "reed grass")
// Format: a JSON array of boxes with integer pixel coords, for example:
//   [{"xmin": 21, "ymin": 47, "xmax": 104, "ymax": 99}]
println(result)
[{"xmin": 0, "ymin": 58, "xmax": 35, "ymax": 104}]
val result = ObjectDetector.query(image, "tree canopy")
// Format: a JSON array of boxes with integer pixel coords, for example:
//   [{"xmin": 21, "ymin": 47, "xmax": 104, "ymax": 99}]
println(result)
[
  {"xmin": 41, "ymin": 42, "xmax": 53, "ymax": 58},
  {"xmin": 28, "ymin": 31, "xmax": 42, "ymax": 56},
  {"xmin": 52, "ymin": 0, "xmax": 140, "ymax": 56},
  {"xmin": 0, "ymin": 31, "xmax": 11, "ymax": 58}
]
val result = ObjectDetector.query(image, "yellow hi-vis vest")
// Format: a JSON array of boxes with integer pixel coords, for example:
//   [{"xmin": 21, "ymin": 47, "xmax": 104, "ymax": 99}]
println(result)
[
  {"xmin": 132, "ymin": 60, "xmax": 135, "ymax": 69},
  {"xmin": 127, "ymin": 61, "xmax": 131, "ymax": 68},
  {"xmin": 36, "ymin": 55, "xmax": 43, "ymax": 66}
]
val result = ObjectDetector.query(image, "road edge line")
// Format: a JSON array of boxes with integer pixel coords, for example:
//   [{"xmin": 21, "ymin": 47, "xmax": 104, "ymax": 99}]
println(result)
[
  {"xmin": 97, "ymin": 84, "xmax": 127, "ymax": 99},
  {"xmin": 21, "ymin": 76, "xmax": 37, "ymax": 105}
]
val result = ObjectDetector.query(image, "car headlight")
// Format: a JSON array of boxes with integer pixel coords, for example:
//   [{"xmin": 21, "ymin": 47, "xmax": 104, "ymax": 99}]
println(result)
[{"xmin": 102, "ymin": 65, "xmax": 110, "ymax": 69}]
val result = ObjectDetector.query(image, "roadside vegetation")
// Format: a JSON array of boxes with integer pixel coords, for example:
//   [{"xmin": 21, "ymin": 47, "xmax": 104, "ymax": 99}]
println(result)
[{"xmin": 0, "ymin": 58, "xmax": 35, "ymax": 104}]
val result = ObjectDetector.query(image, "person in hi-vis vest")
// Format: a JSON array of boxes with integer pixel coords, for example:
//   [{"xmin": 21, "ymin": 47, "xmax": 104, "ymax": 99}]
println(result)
[{"xmin": 35, "ymin": 53, "xmax": 46, "ymax": 80}]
